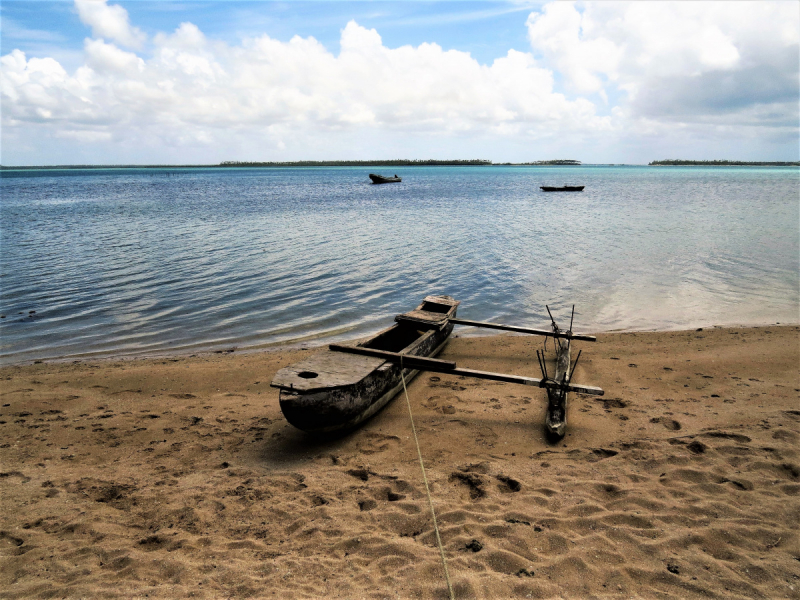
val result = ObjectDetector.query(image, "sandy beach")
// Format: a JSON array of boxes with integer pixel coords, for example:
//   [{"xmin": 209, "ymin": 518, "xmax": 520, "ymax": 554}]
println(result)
[{"xmin": 1, "ymin": 325, "xmax": 798, "ymax": 599}]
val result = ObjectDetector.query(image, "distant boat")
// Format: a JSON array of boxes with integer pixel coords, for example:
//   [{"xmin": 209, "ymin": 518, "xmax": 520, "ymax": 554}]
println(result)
[
  {"xmin": 540, "ymin": 185, "xmax": 584, "ymax": 192},
  {"xmin": 369, "ymin": 173, "xmax": 402, "ymax": 184}
]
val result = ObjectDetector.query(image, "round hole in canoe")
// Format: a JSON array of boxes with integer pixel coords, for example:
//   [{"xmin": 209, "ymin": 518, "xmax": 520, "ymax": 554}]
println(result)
[{"xmin": 298, "ymin": 371, "xmax": 318, "ymax": 379}]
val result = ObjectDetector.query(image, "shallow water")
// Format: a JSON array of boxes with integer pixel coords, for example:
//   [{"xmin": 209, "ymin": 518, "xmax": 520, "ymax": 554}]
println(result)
[{"xmin": 1, "ymin": 165, "xmax": 797, "ymax": 364}]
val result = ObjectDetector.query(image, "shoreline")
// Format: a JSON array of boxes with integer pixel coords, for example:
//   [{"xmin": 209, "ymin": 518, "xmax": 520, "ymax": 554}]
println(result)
[
  {"xmin": 2, "ymin": 320, "xmax": 795, "ymax": 368},
  {"xmin": 1, "ymin": 324, "xmax": 798, "ymax": 598}
]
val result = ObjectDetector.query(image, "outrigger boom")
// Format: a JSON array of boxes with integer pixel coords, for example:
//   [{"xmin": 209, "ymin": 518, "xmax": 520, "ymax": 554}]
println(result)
[
  {"xmin": 328, "ymin": 344, "xmax": 604, "ymax": 396},
  {"xmin": 447, "ymin": 318, "xmax": 596, "ymax": 342},
  {"xmin": 273, "ymin": 294, "xmax": 603, "ymax": 439}
]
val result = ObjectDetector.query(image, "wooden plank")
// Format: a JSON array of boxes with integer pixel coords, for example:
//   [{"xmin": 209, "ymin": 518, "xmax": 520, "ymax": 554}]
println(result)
[
  {"xmin": 328, "ymin": 344, "xmax": 603, "ymax": 396},
  {"xmin": 395, "ymin": 295, "xmax": 459, "ymax": 329},
  {"xmin": 449, "ymin": 318, "xmax": 596, "ymax": 341},
  {"xmin": 395, "ymin": 310, "xmax": 449, "ymax": 328},
  {"xmin": 328, "ymin": 344, "xmax": 457, "ymax": 371},
  {"xmin": 450, "ymin": 367, "xmax": 602, "ymax": 395},
  {"xmin": 271, "ymin": 350, "xmax": 384, "ymax": 391}
]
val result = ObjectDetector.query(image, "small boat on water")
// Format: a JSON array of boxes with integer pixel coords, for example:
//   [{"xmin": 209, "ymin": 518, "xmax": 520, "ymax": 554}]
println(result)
[
  {"xmin": 369, "ymin": 173, "xmax": 402, "ymax": 184},
  {"xmin": 271, "ymin": 295, "xmax": 459, "ymax": 433},
  {"xmin": 540, "ymin": 185, "xmax": 584, "ymax": 192}
]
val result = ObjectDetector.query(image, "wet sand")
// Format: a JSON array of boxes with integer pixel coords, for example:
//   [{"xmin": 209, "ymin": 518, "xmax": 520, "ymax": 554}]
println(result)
[{"xmin": 1, "ymin": 325, "xmax": 799, "ymax": 599}]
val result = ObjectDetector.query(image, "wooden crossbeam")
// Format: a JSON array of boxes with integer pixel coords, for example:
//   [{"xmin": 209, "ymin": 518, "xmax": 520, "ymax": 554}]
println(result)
[
  {"xmin": 328, "ymin": 344, "xmax": 604, "ymax": 396},
  {"xmin": 328, "ymin": 344, "xmax": 456, "ymax": 371},
  {"xmin": 448, "ymin": 318, "xmax": 596, "ymax": 342}
]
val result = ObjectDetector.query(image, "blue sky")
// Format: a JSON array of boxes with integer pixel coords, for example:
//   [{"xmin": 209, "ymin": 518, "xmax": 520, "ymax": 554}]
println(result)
[
  {"xmin": 2, "ymin": 2, "xmax": 543, "ymax": 69},
  {"xmin": 2, "ymin": 1, "xmax": 798, "ymax": 165}
]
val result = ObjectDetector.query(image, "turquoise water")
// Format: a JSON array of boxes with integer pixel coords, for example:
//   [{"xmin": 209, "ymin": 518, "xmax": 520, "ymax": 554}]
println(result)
[{"xmin": 1, "ymin": 165, "xmax": 797, "ymax": 364}]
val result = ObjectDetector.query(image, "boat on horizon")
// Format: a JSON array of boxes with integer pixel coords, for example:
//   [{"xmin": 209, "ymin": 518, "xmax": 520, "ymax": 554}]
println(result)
[
  {"xmin": 540, "ymin": 185, "xmax": 584, "ymax": 192},
  {"xmin": 369, "ymin": 173, "xmax": 402, "ymax": 184}
]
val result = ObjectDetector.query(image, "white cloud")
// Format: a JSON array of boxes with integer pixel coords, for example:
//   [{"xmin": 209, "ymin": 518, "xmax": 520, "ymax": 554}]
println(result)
[
  {"xmin": 2, "ymin": 16, "xmax": 612, "ymax": 163},
  {"xmin": 75, "ymin": 0, "xmax": 146, "ymax": 49},
  {"xmin": 526, "ymin": 1, "xmax": 798, "ymax": 121},
  {"xmin": 1, "ymin": 1, "xmax": 797, "ymax": 164},
  {"xmin": 84, "ymin": 38, "xmax": 145, "ymax": 74}
]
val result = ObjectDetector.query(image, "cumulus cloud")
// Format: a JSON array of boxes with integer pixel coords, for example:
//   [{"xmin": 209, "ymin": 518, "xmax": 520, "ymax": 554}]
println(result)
[
  {"xmin": 75, "ymin": 0, "xmax": 146, "ymax": 49},
  {"xmin": 1, "ymin": 0, "xmax": 797, "ymax": 164},
  {"xmin": 1, "ymin": 12, "xmax": 612, "ymax": 162},
  {"xmin": 526, "ymin": 1, "xmax": 799, "ymax": 124}
]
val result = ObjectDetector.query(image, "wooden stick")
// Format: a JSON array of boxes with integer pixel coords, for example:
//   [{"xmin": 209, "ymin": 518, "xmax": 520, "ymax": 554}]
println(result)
[
  {"xmin": 328, "ymin": 344, "xmax": 604, "ymax": 396},
  {"xmin": 448, "ymin": 318, "xmax": 596, "ymax": 342},
  {"xmin": 328, "ymin": 344, "xmax": 457, "ymax": 371}
]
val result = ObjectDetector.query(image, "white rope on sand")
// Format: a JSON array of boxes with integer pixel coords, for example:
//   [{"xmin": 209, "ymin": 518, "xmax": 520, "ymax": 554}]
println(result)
[{"xmin": 400, "ymin": 356, "xmax": 455, "ymax": 600}]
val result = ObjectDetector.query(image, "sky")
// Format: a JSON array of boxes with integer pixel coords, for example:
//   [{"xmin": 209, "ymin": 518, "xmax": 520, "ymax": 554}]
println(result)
[{"xmin": 1, "ymin": 0, "xmax": 798, "ymax": 165}]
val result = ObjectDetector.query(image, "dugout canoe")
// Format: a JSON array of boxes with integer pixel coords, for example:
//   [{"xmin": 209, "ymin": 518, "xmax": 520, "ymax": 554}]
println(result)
[
  {"xmin": 369, "ymin": 173, "xmax": 402, "ymax": 184},
  {"xmin": 271, "ymin": 295, "xmax": 459, "ymax": 433}
]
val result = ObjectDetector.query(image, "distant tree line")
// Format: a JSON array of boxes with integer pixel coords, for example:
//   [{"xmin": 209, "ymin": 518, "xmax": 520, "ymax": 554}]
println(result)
[
  {"xmin": 650, "ymin": 160, "xmax": 800, "ymax": 166},
  {"xmin": 495, "ymin": 159, "xmax": 581, "ymax": 166},
  {"xmin": 218, "ymin": 159, "xmax": 492, "ymax": 167},
  {"xmin": 0, "ymin": 164, "xmax": 210, "ymax": 170},
  {"xmin": 1, "ymin": 158, "xmax": 589, "ymax": 170}
]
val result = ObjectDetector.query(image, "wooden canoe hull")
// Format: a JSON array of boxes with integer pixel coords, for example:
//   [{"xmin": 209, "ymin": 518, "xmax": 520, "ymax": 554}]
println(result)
[
  {"xmin": 273, "ymin": 296, "xmax": 458, "ymax": 433},
  {"xmin": 278, "ymin": 329, "xmax": 451, "ymax": 433}
]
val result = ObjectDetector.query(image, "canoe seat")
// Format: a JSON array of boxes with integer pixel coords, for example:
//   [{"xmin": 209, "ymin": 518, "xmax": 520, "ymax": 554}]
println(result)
[{"xmin": 395, "ymin": 295, "xmax": 459, "ymax": 330}]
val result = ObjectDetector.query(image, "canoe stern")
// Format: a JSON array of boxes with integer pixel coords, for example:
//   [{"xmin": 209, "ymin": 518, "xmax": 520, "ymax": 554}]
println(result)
[{"xmin": 275, "ymin": 299, "xmax": 457, "ymax": 432}]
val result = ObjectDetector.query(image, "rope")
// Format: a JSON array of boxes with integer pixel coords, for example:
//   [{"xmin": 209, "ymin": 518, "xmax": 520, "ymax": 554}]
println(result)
[{"xmin": 400, "ymin": 356, "xmax": 455, "ymax": 600}]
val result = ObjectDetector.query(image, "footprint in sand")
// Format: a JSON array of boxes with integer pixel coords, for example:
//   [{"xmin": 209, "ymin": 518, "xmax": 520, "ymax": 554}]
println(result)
[
  {"xmin": 450, "ymin": 471, "xmax": 485, "ymax": 500},
  {"xmin": 772, "ymin": 430, "xmax": 798, "ymax": 442},
  {"xmin": 650, "ymin": 417, "xmax": 681, "ymax": 431},
  {"xmin": 356, "ymin": 433, "xmax": 401, "ymax": 455},
  {"xmin": 137, "ymin": 535, "xmax": 168, "ymax": 551},
  {"xmin": 377, "ymin": 487, "xmax": 405, "ymax": 502},
  {"xmin": 496, "ymin": 474, "xmax": 521, "ymax": 493},
  {"xmin": 701, "ymin": 431, "xmax": 751, "ymax": 443},
  {"xmin": 600, "ymin": 398, "xmax": 627, "ymax": 410},
  {"xmin": 0, "ymin": 532, "xmax": 24, "ymax": 554},
  {"xmin": 346, "ymin": 468, "xmax": 373, "ymax": 481},
  {"xmin": 590, "ymin": 448, "xmax": 619, "ymax": 460},
  {"xmin": 358, "ymin": 498, "xmax": 377, "ymax": 511},
  {"xmin": 0, "ymin": 471, "xmax": 31, "ymax": 483},
  {"xmin": 686, "ymin": 440, "xmax": 708, "ymax": 454}
]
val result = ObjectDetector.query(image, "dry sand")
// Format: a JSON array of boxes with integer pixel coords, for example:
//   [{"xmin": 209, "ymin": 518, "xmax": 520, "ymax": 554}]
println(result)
[{"xmin": 1, "ymin": 325, "xmax": 798, "ymax": 599}]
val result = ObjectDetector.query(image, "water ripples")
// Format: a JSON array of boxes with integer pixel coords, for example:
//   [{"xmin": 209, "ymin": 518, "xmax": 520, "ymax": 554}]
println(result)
[{"xmin": 1, "ymin": 165, "xmax": 798, "ymax": 363}]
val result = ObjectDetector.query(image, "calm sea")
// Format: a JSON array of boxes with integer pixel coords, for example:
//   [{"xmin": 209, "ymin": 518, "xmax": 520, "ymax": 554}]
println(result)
[{"xmin": 1, "ymin": 165, "xmax": 797, "ymax": 364}]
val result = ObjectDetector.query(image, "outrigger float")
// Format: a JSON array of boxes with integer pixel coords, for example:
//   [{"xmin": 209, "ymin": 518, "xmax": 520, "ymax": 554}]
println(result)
[{"xmin": 271, "ymin": 295, "xmax": 603, "ymax": 438}]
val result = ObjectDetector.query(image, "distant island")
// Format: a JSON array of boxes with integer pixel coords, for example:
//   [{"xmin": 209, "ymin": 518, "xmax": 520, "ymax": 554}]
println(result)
[
  {"xmin": 5, "ymin": 158, "xmax": 799, "ymax": 169},
  {"xmin": 496, "ymin": 160, "xmax": 581, "ymax": 166},
  {"xmin": 222, "ymin": 159, "xmax": 582, "ymax": 167},
  {"xmin": 650, "ymin": 160, "xmax": 799, "ymax": 166},
  {"xmin": 1, "ymin": 159, "xmax": 584, "ymax": 170},
  {"xmin": 219, "ymin": 159, "xmax": 492, "ymax": 167}
]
